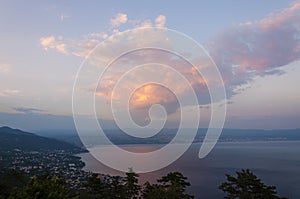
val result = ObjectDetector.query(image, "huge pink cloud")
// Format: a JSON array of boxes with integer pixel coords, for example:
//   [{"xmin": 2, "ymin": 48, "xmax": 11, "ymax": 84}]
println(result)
[{"xmin": 41, "ymin": 2, "xmax": 300, "ymax": 122}]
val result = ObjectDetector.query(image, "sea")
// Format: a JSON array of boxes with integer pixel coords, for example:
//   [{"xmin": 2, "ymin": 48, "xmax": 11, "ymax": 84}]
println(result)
[{"xmin": 78, "ymin": 141, "xmax": 300, "ymax": 199}]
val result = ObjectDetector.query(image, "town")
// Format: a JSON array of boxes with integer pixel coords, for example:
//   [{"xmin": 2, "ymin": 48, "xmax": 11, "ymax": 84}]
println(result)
[{"xmin": 0, "ymin": 148, "xmax": 92, "ymax": 190}]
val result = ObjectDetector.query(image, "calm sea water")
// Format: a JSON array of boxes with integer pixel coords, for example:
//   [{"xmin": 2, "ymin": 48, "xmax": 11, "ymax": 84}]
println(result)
[{"xmin": 78, "ymin": 141, "xmax": 300, "ymax": 199}]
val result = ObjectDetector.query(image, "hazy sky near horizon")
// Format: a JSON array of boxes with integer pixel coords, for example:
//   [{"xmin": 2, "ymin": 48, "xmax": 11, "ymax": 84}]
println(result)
[{"xmin": 0, "ymin": 0, "xmax": 300, "ymax": 131}]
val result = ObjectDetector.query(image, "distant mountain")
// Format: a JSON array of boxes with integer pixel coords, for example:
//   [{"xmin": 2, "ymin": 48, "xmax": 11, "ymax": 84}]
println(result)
[
  {"xmin": 218, "ymin": 128, "xmax": 300, "ymax": 141},
  {"xmin": 0, "ymin": 126, "xmax": 87, "ymax": 152},
  {"xmin": 38, "ymin": 128, "xmax": 300, "ymax": 147}
]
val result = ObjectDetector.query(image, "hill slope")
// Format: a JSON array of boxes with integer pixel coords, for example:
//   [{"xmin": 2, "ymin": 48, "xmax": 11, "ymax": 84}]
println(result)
[{"xmin": 0, "ymin": 126, "xmax": 86, "ymax": 152}]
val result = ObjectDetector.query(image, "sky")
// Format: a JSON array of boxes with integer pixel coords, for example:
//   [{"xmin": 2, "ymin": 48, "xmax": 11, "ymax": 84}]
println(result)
[{"xmin": 0, "ymin": 0, "xmax": 300, "ymax": 132}]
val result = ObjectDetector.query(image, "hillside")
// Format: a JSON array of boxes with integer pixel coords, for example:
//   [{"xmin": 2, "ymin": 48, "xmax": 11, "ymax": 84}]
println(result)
[
  {"xmin": 0, "ymin": 126, "xmax": 88, "ymax": 187},
  {"xmin": 0, "ymin": 126, "xmax": 86, "ymax": 153}
]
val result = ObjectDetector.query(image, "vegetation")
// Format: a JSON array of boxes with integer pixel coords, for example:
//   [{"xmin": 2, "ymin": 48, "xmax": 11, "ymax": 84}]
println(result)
[
  {"xmin": 219, "ymin": 169, "xmax": 288, "ymax": 199},
  {"xmin": 0, "ymin": 169, "xmax": 28, "ymax": 199},
  {"xmin": 0, "ymin": 169, "xmax": 193, "ymax": 199},
  {"xmin": 142, "ymin": 172, "xmax": 193, "ymax": 199},
  {"xmin": 82, "ymin": 170, "xmax": 193, "ymax": 199},
  {"xmin": 0, "ymin": 168, "xmax": 289, "ymax": 199},
  {"xmin": 9, "ymin": 173, "xmax": 70, "ymax": 199}
]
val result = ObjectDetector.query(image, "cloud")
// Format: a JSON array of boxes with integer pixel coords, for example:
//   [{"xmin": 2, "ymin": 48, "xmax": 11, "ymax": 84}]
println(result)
[
  {"xmin": 127, "ymin": 83, "xmax": 179, "ymax": 126},
  {"xmin": 139, "ymin": 20, "xmax": 152, "ymax": 28},
  {"xmin": 0, "ymin": 89, "xmax": 20, "ymax": 97},
  {"xmin": 13, "ymin": 107, "xmax": 44, "ymax": 114},
  {"xmin": 91, "ymin": 1, "xmax": 300, "ymax": 120},
  {"xmin": 155, "ymin": 15, "xmax": 166, "ymax": 27},
  {"xmin": 0, "ymin": 64, "xmax": 10, "ymax": 75},
  {"xmin": 110, "ymin": 13, "xmax": 128, "ymax": 27},
  {"xmin": 208, "ymin": 0, "xmax": 300, "ymax": 71},
  {"xmin": 60, "ymin": 13, "xmax": 70, "ymax": 22},
  {"xmin": 39, "ymin": 14, "xmax": 167, "ymax": 56},
  {"xmin": 85, "ymin": 32, "xmax": 108, "ymax": 39},
  {"xmin": 88, "ymin": 43, "xmax": 211, "ymax": 120},
  {"xmin": 136, "ymin": 15, "xmax": 166, "ymax": 28},
  {"xmin": 207, "ymin": 0, "xmax": 300, "ymax": 97},
  {"xmin": 129, "ymin": 84, "xmax": 178, "ymax": 116},
  {"xmin": 39, "ymin": 35, "xmax": 100, "ymax": 57},
  {"xmin": 41, "ymin": 2, "xmax": 300, "ymax": 123},
  {"xmin": 70, "ymin": 39, "xmax": 100, "ymax": 57},
  {"xmin": 40, "ymin": 36, "xmax": 67, "ymax": 54},
  {"xmin": 40, "ymin": 36, "xmax": 55, "ymax": 46}
]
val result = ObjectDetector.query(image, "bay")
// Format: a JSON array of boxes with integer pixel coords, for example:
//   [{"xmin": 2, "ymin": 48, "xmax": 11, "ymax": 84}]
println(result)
[{"xmin": 78, "ymin": 141, "xmax": 300, "ymax": 198}]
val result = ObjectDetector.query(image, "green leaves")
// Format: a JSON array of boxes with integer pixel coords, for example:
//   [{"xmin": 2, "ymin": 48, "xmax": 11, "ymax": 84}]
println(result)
[
  {"xmin": 219, "ymin": 169, "xmax": 288, "ymax": 199},
  {"xmin": 1, "ymin": 168, "xmax": 288, "ymax": 199},
  {"xmin": 124, "ymin": 170, "xmax": 141, "ymax": 199},
  {"xmin": 83, "ymin": 170, "xmax": 193, "ymax": 199},
  {"xmin": 142, "ymin": 172, "xmax": 193, "ymax": 199},
  {"xmin": 8, "ymin": 173, "xmax": 70, "ymax": 199},
  {"xmin": 84, "ymin": 170, "xmax": 140, "ymax": 199}
]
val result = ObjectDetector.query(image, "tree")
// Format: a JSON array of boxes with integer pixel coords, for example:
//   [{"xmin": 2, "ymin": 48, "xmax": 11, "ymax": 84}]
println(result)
[
  {"xmin": 84, "ymin": 173, "xmax": 109, "ymax": 198},
  {"xmin": 106, "ymin": 176, "xmax": 126, "ymax": 198},
  {"xmin": 124, "ymin": 168, "xmax": 141, "ymax": 199},
  {"xmin": 9, "ymin": 173, "xmax": 70, "ymax": 199},
  {"xmin": 142, "ymin": 181, "xmax": 168, "ymax": 199},
  {"xmin": 142, "ymin": 172, "xmax": 194, "ymax": 199},
  {"xmin": 219, "ymin": 169, "xmax": 288, "ymax": 199},
  {"xmin": 0, "ymin": 169, "xmax": 28, "ymax": 199}
]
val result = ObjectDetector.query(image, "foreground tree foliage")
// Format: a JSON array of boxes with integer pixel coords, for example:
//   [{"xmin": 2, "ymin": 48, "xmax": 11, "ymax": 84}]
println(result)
[
  {"xmin": 83, "ymin": 170, "xmax": 192, "ymax": 199},
  {"xmin": 0, "ymin": 169, "xmax": 28, "ymax": 199},
  {"xmin": 124, "ymin": 169, "xmax": 141, "ymax": 198},
  {"xmin": 9, "ymin": 173, "xmax": 70, "ymax": 199},
  {"xmin": 142, "ymin": 172, "xmax": 194, "ymax": 199},
  {"xmin": 219, "ymin": 169, "xmax": 288, "ymax": 199},
  {"xmin": 83, "ymin": 169, "xmax": 141, "ymax": 199},
  {"xmin": 1, "ymin": 169, "xmax": 288, "ymax": 198}
]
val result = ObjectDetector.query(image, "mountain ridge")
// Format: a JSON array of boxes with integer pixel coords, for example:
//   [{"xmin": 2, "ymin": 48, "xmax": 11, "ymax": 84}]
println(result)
[{"xmin": 0, "ymin": 126, "xmax": 87, "ymax": 152}]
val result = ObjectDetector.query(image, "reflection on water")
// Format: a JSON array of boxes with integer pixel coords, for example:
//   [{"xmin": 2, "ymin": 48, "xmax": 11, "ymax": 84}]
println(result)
[{"xmin": 78, "ymin": 141, "xmax": 300, "ymax": 199}]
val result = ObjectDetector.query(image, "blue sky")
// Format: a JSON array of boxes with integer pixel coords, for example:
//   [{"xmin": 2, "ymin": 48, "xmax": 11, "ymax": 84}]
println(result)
[{"xmin": 0, "ymin": 1, "xmax": 299, "ymax": 131}]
